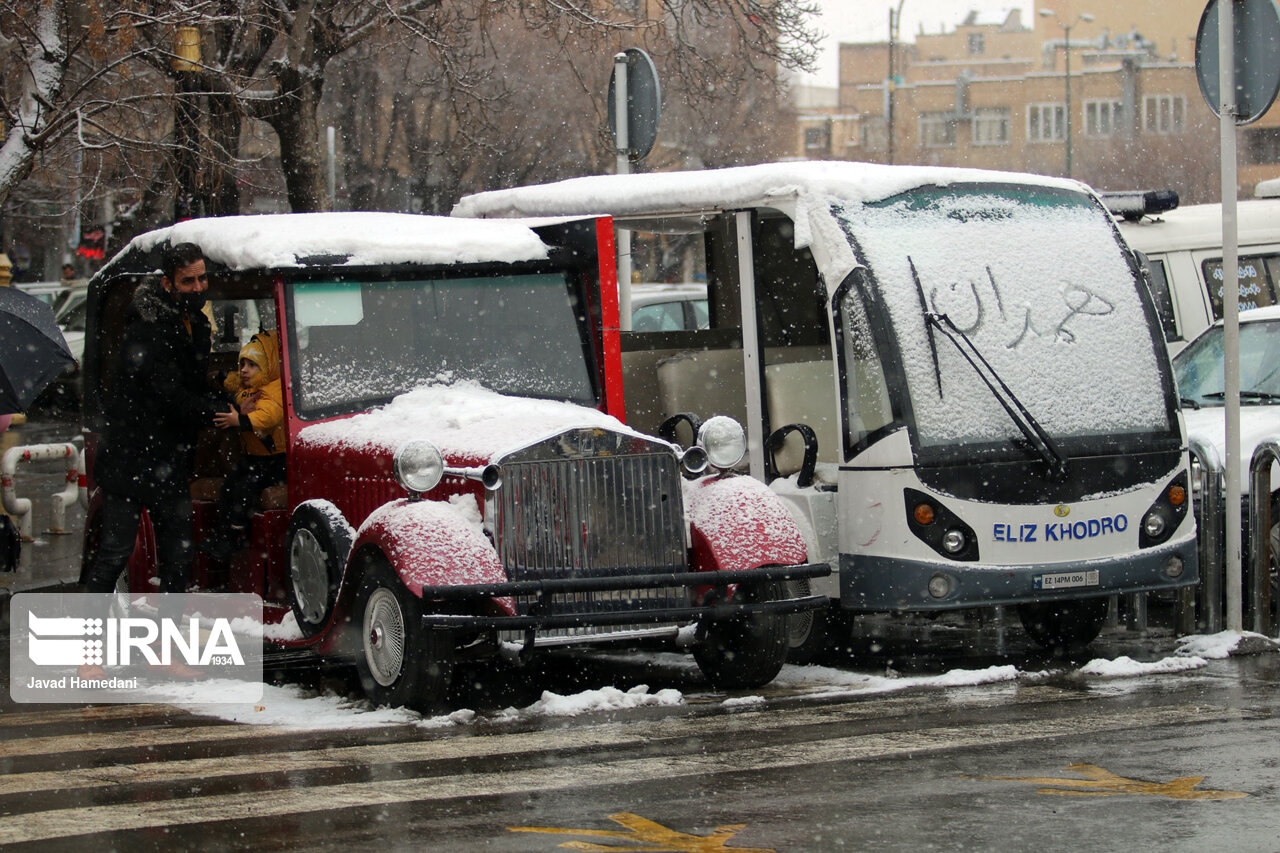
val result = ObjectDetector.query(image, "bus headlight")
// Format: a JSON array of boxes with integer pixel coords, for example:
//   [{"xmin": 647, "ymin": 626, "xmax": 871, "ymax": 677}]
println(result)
[
  {"xmin": 1142, "ymin": 511, "xmax": 1167, "ymax": 538},
  {"xmin": 941, "ymin": 529, "xmax": 967, "ymax": 554},
  {"xmin": 697, "ymin": 416, "xmax": 747, "ymax": 470},
  {"xmin": 1139, "ymin": 472, "xmax": 1189, "ymax": 548},
  {"xmin": 393, "ymin": 440, "xmax": 444, "ymax": 496}
]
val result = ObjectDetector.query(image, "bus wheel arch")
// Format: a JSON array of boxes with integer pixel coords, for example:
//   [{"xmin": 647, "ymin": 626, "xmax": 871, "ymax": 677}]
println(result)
[{"xmin": 1017, "ymin": 597, "xmax": 1109, "ymax": 650}]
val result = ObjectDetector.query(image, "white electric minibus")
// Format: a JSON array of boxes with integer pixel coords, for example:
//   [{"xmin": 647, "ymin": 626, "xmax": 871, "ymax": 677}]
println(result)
[{"xmin": 456, "ymin": 161, "xmax": 1198, "ymax": 654}]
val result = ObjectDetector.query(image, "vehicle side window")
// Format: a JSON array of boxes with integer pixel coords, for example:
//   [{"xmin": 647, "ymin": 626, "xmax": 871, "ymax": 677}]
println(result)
[
  {"xmin": 689, "ymin": 299, "xmax": 710, "ymax": 330},
  {"xmin": 838, "ymin": 285, "xmax": 894, "ymax": 455},
  {"xmin": 1203, "ymin": 253, "xmax": 1280, "ymax": 318},
  {"xmin": 632, "ymin": 301, "xmax": 685, "ymax": 332},
  {"xmin": 1140, "ymin": 255, "xmax": 1180, "ymax": 342}
]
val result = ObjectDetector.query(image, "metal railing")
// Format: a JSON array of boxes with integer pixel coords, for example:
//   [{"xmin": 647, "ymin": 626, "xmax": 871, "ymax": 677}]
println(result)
[
  {"xmin": 1182, "ymin": 436, "xmax": 1277, "ymax": 636},
  {"xmin": 1247, "ymin": 441, "xmax": 1277, "ymax": 636},
  {"xmin": 1, "ymin": 443, "xmax": 86, "ymax": 541}
]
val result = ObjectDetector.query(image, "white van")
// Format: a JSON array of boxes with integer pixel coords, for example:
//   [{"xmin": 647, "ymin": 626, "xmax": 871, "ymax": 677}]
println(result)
[{"xmin": 1113, "ymin": 187, "xmax": 1280, "ymax": 356}]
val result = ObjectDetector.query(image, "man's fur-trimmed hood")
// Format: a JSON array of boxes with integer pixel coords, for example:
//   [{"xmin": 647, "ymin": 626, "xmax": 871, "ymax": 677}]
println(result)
[{"xmin": 129, "ymin": 277, "xmax": 182, "ymax": 324}]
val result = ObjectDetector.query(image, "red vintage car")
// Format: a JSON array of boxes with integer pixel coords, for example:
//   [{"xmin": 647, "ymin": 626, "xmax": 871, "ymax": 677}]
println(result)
[{"xmin": 80, "ymin": 213, "xmax": 827, "ymax": 711}]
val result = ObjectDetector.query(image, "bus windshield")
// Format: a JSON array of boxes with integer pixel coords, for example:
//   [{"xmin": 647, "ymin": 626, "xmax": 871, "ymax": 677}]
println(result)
[
  {"xmin": 288, "ymin": 272, "xmax": 596, "ymax": 417},
  {"xmin": 837, "ymin": 185, "xmax": 1173, "ymax": 460}
]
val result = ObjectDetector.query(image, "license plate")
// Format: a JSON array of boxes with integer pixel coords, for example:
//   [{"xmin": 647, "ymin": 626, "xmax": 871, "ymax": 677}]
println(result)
[{"xmin": 1033, "ymin": 570, "xmax": 1100, "ymax": 591}]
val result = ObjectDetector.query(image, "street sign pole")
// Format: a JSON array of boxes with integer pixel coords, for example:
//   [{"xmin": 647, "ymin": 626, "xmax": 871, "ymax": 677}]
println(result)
[
  {"xmin": 1218, "ymin": 0, "xmax": 1242, "ymax": 632},
  {"xmin": 613, "ymin": 52, "xmax": 633, "ymax": 331},
  {"xmin": 1196, "ymin": 0, "xmax": 1280, "ymax": 632}
]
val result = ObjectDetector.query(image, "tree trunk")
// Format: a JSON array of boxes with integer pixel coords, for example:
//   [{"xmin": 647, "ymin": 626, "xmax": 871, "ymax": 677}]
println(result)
[
  {"xmin": 266, "ymin": 68, "xmax": 330, "ymax": 213},
  {"xmin": 204, "ymin": 93, "xmax": 242, "ymax": 217}
]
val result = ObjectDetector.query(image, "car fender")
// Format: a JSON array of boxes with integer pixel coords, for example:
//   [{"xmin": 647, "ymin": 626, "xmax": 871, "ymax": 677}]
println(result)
[
  {"xmin": 352, "ymin": 497, "xmax": 509, "ymax": 601},
  {"xmin": 683, "ymin": 475, "xmax": 808, "ymax": 573}
]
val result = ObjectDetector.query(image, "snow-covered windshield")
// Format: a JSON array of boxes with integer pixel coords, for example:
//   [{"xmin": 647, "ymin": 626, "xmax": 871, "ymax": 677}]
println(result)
[
  {"xmin": 1174, "ymin": 318, "xmax": 1280, "ymax": 407},
  {"xmin": 838, "ymin": 184, "xmax": 1172, "ymax": 457},
  {"xmin": 288, "ymin": 273, "xmax": 595, "ymax": 417}
]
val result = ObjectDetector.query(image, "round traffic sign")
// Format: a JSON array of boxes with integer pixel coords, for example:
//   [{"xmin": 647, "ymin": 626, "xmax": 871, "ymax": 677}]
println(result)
[
  {"xmin": 1195, "ymin": 0, "xmax": 1280, "ymax": 125},
  {"xmin": 608, "ymin": 48, "xmax": 661, "ymax": 161}
]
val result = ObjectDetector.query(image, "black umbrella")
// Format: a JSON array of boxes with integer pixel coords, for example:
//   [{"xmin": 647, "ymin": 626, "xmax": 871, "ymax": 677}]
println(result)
[{"xmin": 0, "ymin": 286, "xmax": 75, "ymax": 414}]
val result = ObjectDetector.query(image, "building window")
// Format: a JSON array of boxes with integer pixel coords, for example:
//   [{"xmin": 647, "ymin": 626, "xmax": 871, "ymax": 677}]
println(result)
[
  {"xmin": 1027, "ymin": 103, "xmax": 1065, "ymax": 142},
  {"xmin": 804, "ymin": 124, "xmax": 831, "ymax": 156},
  {"xmin": 968, "ymin": 33, "xmax": 985, "ymax": 55},
  {"xmin": 1143, "ymin": 95, "xmax": 1185, "ymax": 134},
  {"xmin": 1084, "ymin": 100, "xmax": 1124, "ymax": 137},
  {"xmin": 972, "ymin": 108, "xmax": 1010, "ymax": 145},
  {"xmin": 1247, "ymin": 127, "xmax": 1280, "ymax": 164},
  {"xmin": 919, "ymin": 112, "xmax": 956, "ymax": 147}
]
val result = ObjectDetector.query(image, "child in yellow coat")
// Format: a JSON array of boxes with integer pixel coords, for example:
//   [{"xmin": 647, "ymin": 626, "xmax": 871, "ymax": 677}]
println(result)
[{"xmin": 200, "ymin": 331, "xmax": 286, "ymax": 561}]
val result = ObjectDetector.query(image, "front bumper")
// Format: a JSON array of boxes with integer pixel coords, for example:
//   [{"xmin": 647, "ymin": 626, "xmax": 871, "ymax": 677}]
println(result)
[
  {"xmin": 417, "ymin": 563, "xmax": 830, "ymax": 629},
  {"xmin": 840, "ymin": 538, "xmax": 1198, "ymax": 611}
]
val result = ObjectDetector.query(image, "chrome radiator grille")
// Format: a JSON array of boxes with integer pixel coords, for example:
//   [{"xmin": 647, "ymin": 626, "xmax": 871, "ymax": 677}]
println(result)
[{"xmin": 490, "ymin": 429, "xmax": 688, "ymax": 620}]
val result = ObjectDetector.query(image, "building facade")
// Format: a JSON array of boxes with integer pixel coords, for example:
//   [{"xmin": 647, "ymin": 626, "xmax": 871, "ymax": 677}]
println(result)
[{"xmin": 795, "ymin": 1, "xmax": 1280, "ymax": 202}]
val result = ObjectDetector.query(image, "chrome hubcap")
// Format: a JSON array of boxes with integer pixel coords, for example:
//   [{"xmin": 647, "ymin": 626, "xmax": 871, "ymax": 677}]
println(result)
[
  {"xmin": 363, "ymin": 588, "xmax": 405, "ymax": 688},
  {"xmin": 289, "ymin": 529, "xmax": 329, "ymax": 624}
]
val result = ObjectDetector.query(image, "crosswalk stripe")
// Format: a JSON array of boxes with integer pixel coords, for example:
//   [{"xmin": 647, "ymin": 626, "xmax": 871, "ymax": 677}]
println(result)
[
  {"xmin": 0, "ymin": 703, "xmax": 1233, "ymax": 844},
  {"xmin": 0, "ymin": 704, "xmax": 187, "ymax": 728},
  {"xmin": 0, "ymin": 682, "xmax": 1089, "ymax": 762}
]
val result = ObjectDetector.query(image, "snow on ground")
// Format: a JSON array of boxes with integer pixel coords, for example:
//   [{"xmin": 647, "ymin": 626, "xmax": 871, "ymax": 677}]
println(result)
[
  {"xmin": 1175, "ymin": 630, "xmax": 1262, "ymax": 659},
  {"xmin": 174, "ymin": 636, "xmax": 1251, "ymax": 731}
]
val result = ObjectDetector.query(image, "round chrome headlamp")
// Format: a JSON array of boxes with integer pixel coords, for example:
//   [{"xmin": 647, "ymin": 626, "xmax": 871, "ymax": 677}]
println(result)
[
  {"xmin": 681, "ymin": 445, "xmax": 710, "ymax": 476},
  {"xmin": 393, "ymin": 440, "xmax": 445, "ymax": 495},
  {"xmin": 697, "ymin": 415, "xmax": 747, "ymax": 470}
]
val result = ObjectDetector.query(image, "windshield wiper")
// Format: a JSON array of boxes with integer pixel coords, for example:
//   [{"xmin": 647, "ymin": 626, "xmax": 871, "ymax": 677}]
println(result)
[
  {"xmin": 924, "ymin": 311, "xmax": 1070, "ymax": 481},
  {"xmin": 1179, "ymin": 396, "xmax": 1201, "ymax": 410},
  {"xmin": 1203, "ymin": 390, "xmax": 1280, "ymax": 403}
]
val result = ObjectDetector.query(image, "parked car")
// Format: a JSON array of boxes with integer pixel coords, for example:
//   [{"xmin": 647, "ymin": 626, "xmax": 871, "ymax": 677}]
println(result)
[
  {"xmin": 80, "ymin": 212, "xmax": 828, "ymax": 712},
  {"xmin": 630, "ymin": 283, "xmax": 708, "ymax": 332},
  {"xmin": 1111, "ymin": 189, "xmax": 1280, "ymax": 355},
  {"xmin": 1172, "ymin": 305, "xmax": 1280, "ymax": 599}
]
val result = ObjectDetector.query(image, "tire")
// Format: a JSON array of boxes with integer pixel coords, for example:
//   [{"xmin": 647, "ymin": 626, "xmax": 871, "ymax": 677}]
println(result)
[
  {"xmin": 286, "ymin": 504, "xmax": 354, "ymax": 637},
  {"xmin": 1017, "ymin": 597, "xmax": 1109, "ymax": 650},
  {"xmin": 693, "ymin": 580, "xmax": 789, "ymax": 689},
  {"xmin": 782, "ymin": 578, "xmax": 830, "ymax": 664},
  {"xmin": 353, "ymin": 556, "xmax": 454, "ymax": 714}
]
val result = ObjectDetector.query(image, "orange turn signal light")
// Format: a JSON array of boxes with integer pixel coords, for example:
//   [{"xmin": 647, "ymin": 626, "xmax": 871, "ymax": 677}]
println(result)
[
  {"xmin": 913, "ymin": 503, "xmax": 935, "ymax": 525},
  {"xmin": 1168, "ymin": 485, "xmax": 1187, "ymax": 507}
]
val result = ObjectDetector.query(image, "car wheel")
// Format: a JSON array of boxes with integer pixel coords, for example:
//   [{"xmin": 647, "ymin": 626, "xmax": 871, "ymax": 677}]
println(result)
[
  {"xmin": 1017, "ymin": 598, "xmax": 1109, "ymax": 650},
  {"xmin": 693, "ymin": 580, "xmax": 789, "ymax": 689},
  {"xmin": 285, "ymin": 503, "xmax": 353, "ymax": 637},
  {"xmin": 353, "ymin": 555, "xmax": 454, "ymax": 714}
]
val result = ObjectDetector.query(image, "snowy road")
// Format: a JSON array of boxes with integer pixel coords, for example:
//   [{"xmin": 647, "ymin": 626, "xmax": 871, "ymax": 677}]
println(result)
[{"xmin": 2, "ymin": 627, "xmax": 1278, "ymax": 851}]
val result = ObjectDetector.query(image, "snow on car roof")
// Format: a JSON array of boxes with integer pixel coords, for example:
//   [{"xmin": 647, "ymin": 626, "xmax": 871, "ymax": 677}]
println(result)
[
  {"xmin": 1117, "ymin": 198, "xmax": 1280, "ymax": 254},
  {"xmin": 110, "ymin": 212, "xmax": 554, "ymax": 274},
  {"xmin": 452, "ymin": 161, "xmax": 1088, "ymax": 221}
]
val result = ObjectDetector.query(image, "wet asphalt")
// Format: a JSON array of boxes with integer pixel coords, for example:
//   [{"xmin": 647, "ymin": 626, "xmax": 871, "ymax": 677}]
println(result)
[{"xmin": 3, "ymin": 412, "xmax": 1279, "ymax": 850}]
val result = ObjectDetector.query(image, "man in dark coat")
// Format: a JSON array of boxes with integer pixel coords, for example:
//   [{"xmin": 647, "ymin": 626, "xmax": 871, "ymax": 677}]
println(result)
[{"xmin": 85, "ymin": 242, "xmax": 223, "ymax": 596}]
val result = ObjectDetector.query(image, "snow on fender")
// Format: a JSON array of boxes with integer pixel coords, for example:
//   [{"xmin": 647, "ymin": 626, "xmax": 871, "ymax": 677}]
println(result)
[
  {"xmin": 352, "ymin": 497, "xmax": 509, "ymax": 603},
  {"xmin": 683, "ymin": 475, "xmax": 807, "ymax": 573}
]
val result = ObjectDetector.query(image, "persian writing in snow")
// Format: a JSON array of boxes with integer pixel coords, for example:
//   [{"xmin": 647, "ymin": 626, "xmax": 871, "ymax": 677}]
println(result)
[{"xmin": 924, "ymin": 265, "xmax": 1116, "ymax": 349}]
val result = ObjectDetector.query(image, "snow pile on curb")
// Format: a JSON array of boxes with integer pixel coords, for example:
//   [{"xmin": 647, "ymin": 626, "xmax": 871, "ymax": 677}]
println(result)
[{"xmin": 494, "ymin": 685, "xmax": 683, "ymax": 721}]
